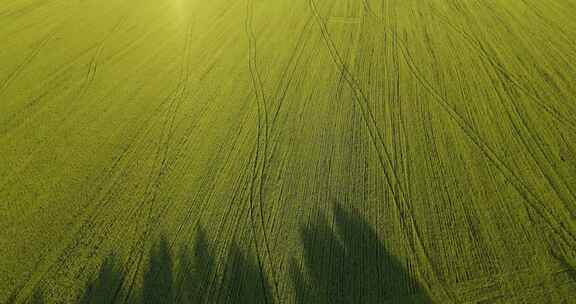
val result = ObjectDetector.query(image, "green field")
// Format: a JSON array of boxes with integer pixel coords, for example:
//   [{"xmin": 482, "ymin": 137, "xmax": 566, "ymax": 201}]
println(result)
[{"xmin": 1, "ymin": 0, "xmax": 576, "ymax": 302}]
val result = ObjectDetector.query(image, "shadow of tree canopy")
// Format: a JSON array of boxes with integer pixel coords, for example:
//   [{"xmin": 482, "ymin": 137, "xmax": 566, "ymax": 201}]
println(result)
[
  {"xmin": 81, "ymin": 253, "xmax": 124, "ymax": 303},
  {"xmin": 290, "ymin": 204, "xmax": 431, "ymax": 303},
  {"xmin": 29, "ymin": 204, "xmax": 430, "ymax": 303},
  {"xmin": 75, "ymin": 227, "xmax": 269, "ymax": 304}
]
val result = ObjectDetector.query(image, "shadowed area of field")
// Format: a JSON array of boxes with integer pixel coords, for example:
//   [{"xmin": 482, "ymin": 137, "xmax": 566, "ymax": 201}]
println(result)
[
  {"xmin": 291, "ymin": 204, "xmax": 431, "ymax": 303},
  {"xmin": 25, "ymin": 206, "xmax": 427, "ymax": 303},
  {"xmin": 1, "ymin": 0, "xmax": 576, "ymax": 302},
  {"xmin": 26, "ymin": 228, "xmax": 269, "ymax": 304}
]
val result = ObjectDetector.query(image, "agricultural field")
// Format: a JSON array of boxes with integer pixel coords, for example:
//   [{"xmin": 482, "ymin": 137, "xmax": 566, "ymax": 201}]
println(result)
[{"xmin": 1, "ymin": 0, "xmax": 576, "ymax": 302}]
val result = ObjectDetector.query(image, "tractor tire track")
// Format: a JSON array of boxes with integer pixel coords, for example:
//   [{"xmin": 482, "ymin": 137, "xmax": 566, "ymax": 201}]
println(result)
[
  {"xmin": 5, "ymin": 30, "xmax": 185, "ymax": 301},
  {"xmin": 104, "ymin": 23, "xmax": 206, "ymax": 300},
  {"xmin": 245, "ymin": 0, "xmax": 279, "ymax": 301},
  {"xmin": 0, "ymin": 7, "xmax": 175, "ymax": 139},
  {"xmin": 397, "ymin": 35, "xmax": 576, "ymax": 266},
  {"xmin": 426, "ymin": 5, "xmax": 576, "ymax": 134},
  {"xmin": 414, "ymin": 4, "xmax": 576, "ymax": 213},
  {"xmin": 0, "ymin": 29, "xmax": 55, "ymax": 97},
  {"xmin": 308, "ymin": 0, "xmax": 454, "ymax": 301},
  {"xmin": 75, "ymin": 15, "xmax": 129, "ymax": 103},
  {"xmin": 0, "ymin": 16, "xmax": 176, "ymax": 201}
]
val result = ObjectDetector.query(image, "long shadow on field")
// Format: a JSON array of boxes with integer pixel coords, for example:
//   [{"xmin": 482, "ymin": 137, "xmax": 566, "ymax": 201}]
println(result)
[
  {"xmin": 29, "ymin": 205, "xmax": 428, "ymax": 303},
  {"xmin": 62, "ymin": 228, "xmax": 269, "ymax": 304},
  {"xmin": 29, "ymin": 290, "xmax": 45, "ymax": 304},
  {"xmin": 290, "ymin": 204, "xmax": 431, "ymax": 303},
  {"xmin": 80, "ymin": 253, "xmax": 124, "ymax": 303}
]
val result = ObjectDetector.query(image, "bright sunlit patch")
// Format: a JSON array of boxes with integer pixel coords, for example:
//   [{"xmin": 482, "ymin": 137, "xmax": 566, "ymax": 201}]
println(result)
[{"xmin": 169, "ymin": 0, "xmax": 196, "ymax": 23}]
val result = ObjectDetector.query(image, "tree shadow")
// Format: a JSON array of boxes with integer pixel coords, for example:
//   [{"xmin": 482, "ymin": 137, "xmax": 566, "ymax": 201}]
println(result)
[
  {"xmin": 175, "ymin": 227, "xmax": 213, "ymax": 304},
  {"xmin": 141, "ymin": 236, "xmax": 174, "ymax": 304},
  {"xmin": 290, "ymin": 204, "xmax": 432, "ymax": 303},
  {"xmin": 81, "ymin": 253, "xmax": 124, "ymax": 303},
  {"xmin": 29, "ymin": 289, "xmax": 45, "ymax": 304},
  {"xmin": 218, "ymin": 243, "xmax": 271, "ymax": 304},
  {"xmin": 29, "ymin": 227, "xmax": 270, "ymax": 304},
  {"xmin": 28, "ymin": 204, "xmax": 430, "ymax": 303},
  {"xmin": 169, "ymin": 228, "xmax": 269, "ymax": 304}
]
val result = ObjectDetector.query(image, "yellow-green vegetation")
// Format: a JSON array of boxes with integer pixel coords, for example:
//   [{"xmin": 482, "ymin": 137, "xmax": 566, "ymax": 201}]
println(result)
[{"xmin": 1, "ymin": 0, "xmax": 575, "ymax": 302}]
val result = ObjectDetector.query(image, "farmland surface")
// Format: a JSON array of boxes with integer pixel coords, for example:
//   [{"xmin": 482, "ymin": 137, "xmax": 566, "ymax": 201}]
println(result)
[{"xmin": 1, "ymin": 0, "xmax": 576, "ymax": 303}]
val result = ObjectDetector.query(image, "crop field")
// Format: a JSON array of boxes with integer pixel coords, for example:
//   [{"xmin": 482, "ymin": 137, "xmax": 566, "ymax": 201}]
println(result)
[{"xmin": 1, "ymin": 0, "xmax": 576, "ymax": 303}]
